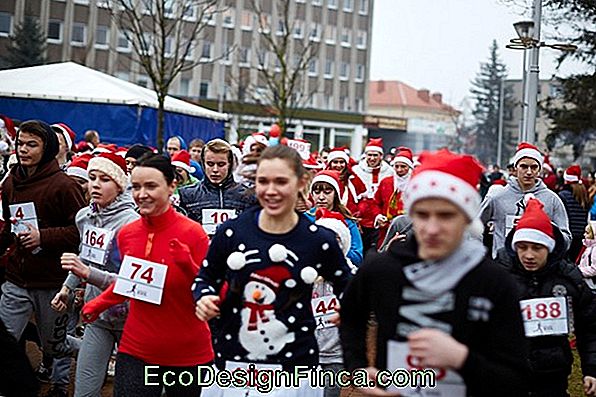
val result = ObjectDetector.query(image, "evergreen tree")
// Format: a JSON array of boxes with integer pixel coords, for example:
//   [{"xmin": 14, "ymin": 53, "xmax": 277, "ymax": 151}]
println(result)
[
  {"xmin": 470, "ymin": 40, "xmax": 513, "ymax": 166},
  {"xmin": 1, "ymin": 15, "xmax": 47, "ymax": 69}
]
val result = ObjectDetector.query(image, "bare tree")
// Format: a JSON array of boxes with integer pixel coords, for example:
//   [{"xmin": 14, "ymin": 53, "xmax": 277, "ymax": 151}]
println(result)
[{"xmin": 105, "ymin": 0, "xmax": 219, "ymax": 150}]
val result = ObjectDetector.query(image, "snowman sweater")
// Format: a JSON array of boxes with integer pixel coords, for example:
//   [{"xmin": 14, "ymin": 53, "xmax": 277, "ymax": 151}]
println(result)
[{"xmin": 193, "ymin": 206, "xmax": 352, "ymax": 370}]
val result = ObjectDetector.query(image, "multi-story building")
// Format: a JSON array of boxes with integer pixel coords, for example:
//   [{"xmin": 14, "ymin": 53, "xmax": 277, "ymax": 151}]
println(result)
[{"xmin": 0, "ymin": 0, "xmax": 373, "ymax": 154}]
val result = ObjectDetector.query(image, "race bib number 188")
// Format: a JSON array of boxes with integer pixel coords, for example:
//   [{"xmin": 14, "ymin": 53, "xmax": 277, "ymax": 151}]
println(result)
[{"xmin": 520, "ymin": 296, "xmax": 568, "ymax": 337}]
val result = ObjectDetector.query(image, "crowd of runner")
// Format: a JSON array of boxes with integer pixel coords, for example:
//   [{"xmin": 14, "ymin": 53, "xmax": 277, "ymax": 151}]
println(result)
[{"xmin": 1, "ymin": 114, "xmax": 596, "ymax": 397}]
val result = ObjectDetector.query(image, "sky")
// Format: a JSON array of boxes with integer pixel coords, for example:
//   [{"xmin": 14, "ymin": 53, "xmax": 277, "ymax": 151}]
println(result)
[{"xmin": 369, "ymin": 0, "xmax": 589, "ymax": 110}]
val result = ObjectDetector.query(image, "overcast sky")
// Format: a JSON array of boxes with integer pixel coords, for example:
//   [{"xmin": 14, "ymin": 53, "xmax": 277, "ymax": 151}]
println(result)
[{"xmin": 369, "ymin": 0, "xmax": 589, "ymax": 109}]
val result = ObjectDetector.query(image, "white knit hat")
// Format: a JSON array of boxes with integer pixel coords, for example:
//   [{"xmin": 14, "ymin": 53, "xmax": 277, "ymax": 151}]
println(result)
[{"xmin": 88, "ymin": 152, "xmax": 129, "ymax": 191}]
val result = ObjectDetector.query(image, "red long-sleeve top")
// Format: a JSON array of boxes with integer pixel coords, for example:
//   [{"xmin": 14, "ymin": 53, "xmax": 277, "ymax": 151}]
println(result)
[{"xmin": 83, "ymin": 206, "xmax": 214, "ymax": 366}]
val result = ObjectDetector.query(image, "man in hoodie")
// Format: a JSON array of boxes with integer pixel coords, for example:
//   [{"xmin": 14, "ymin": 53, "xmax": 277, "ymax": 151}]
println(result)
[
  {"xmin": 0, "ymin": 120, "xmax": 86, "ymax": 396},
  {"xmin": 480, "ymin": 142, "xmax": 571, "ymax": 258}
]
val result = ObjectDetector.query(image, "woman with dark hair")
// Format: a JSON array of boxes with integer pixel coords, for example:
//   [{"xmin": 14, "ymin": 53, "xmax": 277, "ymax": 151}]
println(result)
[
  {"xmin": 559, "ymin": 164, "xmax": 591, "ymax": 262},
  {"xmin": 194, "ymin": 145, "xmax": 352, "ymax": 397},
  {"xmin": 81, "ymin": 153, "xmax": 213, "ymax": 397}
]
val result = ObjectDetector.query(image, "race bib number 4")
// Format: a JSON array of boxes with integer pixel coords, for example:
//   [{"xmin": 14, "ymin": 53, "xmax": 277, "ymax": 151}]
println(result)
[
  {"xmin": 113, "ymin": 255, "xmax": 168, "ymax": 305},
  {"xmin": 311, "ymin": 295, "xmax": 339, "ymax": 329},
  {"xmin": 201, "ymin": 209, "xmax": 237, "ymax": 235},
  {"xmin": 386, "ymin": 340, "xmax": 466, "ymax": 396},
  {"xmin": 520, "ymin": 296, "xmax": 568, "ymax": 337},
  {"xmin": 80, "ymin": 225, "xmax": 114, "ymax": 265},
  {"xmin": 9, "ymin": 202, "xmax": 38, "ymax": 234}
]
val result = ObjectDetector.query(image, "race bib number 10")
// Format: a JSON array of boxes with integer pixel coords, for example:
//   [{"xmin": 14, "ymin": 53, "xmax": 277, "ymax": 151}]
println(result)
[
  {"xmin": 520, "ymin": 296, "xmax": 568, "ymax": 337},
  {"xmin": 113, "ymin": 255, "xmax": 168, "ymax": 305},
  {"xmin": 80, "ymin": 225, "xmax": 114, "ymax": 265},
  {"xmin": 201, "ymin": 209, "xmax": 237, "ymax": 235},
  {"xmin": 9, "ymin": 202, "xmax": 38, "ymax": 234}
]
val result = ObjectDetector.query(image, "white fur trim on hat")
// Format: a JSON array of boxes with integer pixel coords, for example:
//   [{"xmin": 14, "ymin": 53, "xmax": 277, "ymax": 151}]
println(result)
[
  {"xmin": 172, "ymin": 160, "xmax": 194, "ymax": 174},
  {"xmin": 311, "ymin": 174, "xmax": 341, "ymax": 196},
  {"xmin": 316, "ymin": 218, "xmax": 351, "ymax": 256},
  {"xmin": 364, "ymin": 145, "xmax": 383, "ymax": 154},
  {"xmin": 512, "ymin": 148, "xmax": 543, "ymax": 168},
  {"xmin": 563, "ymin": 172, "xmax": 579, "ymax": 183},
  {"xmin": 391, "ymin": 156, "xmax": 414, "ymax": 168},
  {"xmin": 88, "ymin": 157, "xmax": 128, "ymax": 191},
  {"xmin": 327, "ymin": 150, "xmax": 349, "ymax": 163},
  {"xmin": 66, "ymin": 167, "xmax": 89, "ymax": 182},
  {"xmin": 404, "ymin": 170, "xmax": 480, "ymax": 220},
  {"xmin": 512, "ymin": 228, "xmax": 555, "ymax": 253}
]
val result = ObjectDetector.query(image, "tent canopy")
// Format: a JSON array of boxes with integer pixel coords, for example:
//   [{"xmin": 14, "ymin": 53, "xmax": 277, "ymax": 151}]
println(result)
[{"xmin": 0, "ymin": 62, "xmax": 227, "ymax": 147}]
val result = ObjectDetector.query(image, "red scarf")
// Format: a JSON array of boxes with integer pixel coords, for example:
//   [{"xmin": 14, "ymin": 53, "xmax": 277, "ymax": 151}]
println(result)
[{"xmin": 244, "ymin": 301, "xmax": 275, "ymax": 331}]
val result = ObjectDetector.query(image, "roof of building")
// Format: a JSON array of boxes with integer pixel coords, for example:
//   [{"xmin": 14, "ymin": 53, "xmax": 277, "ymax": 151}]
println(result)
[{"xmin": 369, "ymin": 80, "xmax": 459, "ymax": 114}]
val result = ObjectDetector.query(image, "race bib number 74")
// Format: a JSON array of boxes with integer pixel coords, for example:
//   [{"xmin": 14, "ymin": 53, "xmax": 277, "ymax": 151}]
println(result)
[{"xmin": 113, "ymin": 255, "xmax": 168, "ymax": 305}]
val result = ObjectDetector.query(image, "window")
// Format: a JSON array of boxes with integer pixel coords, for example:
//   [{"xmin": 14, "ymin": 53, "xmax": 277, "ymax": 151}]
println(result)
[
  {"xmin": 164, "ymin": 37, "xmax": 174, "ymax": 57},
  {"xmin": 293, "ymin": 20, "xmax": 304, "ymax": 38},
  {"xmin": 116, "ymin": 71, "xmax": 129, "ymax": 81},
  {"xmin": 355, "ymin": 98, "xmax": 363, "ymax": 113},
  {"xmin": 257, "ymin": 14, "xmax": 271, "ymax": 33},
  {"xmin": 201, "ymin": 41, "xmax": 212, "ymax": 60},
  {"xmin": 328, "ymin": 0, "xmax": 338, "ymax": 9},
  {"xmin": 141, "ymin": 0, "xmax": 153, "ymax": 14},
  {"xmin": 182, "ymin": 4, "xmax": 197, "ymax": 21},
  {"xmin": 241, "ymin": 10, "xmax": 253, "ymax": 30},
  {"xmin": 308, "ymin": 59, "xmax": 318, "ymax": 76},
  {"xmin": 0, "ymin": 12, "xmax": 12, "ymax": 37},
  {"xmin": 254, "ymin": 86, "xmax": 269, "ymax": 103},
  {"xmin": 325, "ymin": 25, "xmax": 336, "ymax": 44},
  {"xmin": 312, "ymin": 0, "xmax": 322, "ymax": 6},
  {"xmin": 137, "ymin": 75, "xmax": 149, "ymax": 88},
  {"xmin": 164, "ymin": 0, "xmax": 175, "ymax": 17},
  {"xmin": 222, "ymin": 9, "xmax": 235, "ymax": 28},
  {"xmin": 179, "ymin": 78, "xmax": 190, "ymax": 96},
  {"xmin": 95, "ymin": 25, "xmax": 109, "ymax": 48},
  {"xmin": 340, "ymin": 27, "xmax": 351, "ymax": 46},
  {"xmin": 74, "ymin": 0, "xmax": 89, "ymax": 5},
  {"xmin": 199, "ymin": 81, "xmax": 210, "ymax": 98},
  {"xmin": 355, "ymin": 64, "xmax": 364, "ymax": 81},
  {"xmin": 183, "ymin": 40, "xmax": 195, "ymax": 61},
  {"xmin": 324, "ymin": 59, "xmax": 334, "ymax": 78},
  {"xmin": 309, "ymin": 22, "xmax": 321, "ymax": 41},
  {"xmin": 239, "ymin": 47, "xmax": 250, "ymax": 66},
  {"xmin": 71, "ymin": 23, "xmax": 86, "ymax": 46},
  {"xmin": 202, "ymin": 4, "xmax": 216, "ymax": 25},
  {"xmin": 358, "ymin": 0, "xmax": 369, "ymax": 15},
  {"xmin": 276, "ymin": 19, "xmax": 286, "ymax": 36},
  {"xmin": 97, "ymin": 0, "xmax": 111, "ymax": 8},
  {"xmin": 339, "ymin": 62, "xmax": 349, "ymax": 80},
  {"xmin": 257, "ymin": 49, "xmax": 268, "ymax": 68},
  {"xmin": 140, "ymin": 32, "xmax": 153, "ymax": 55},
  {"xmin": 356, "ymin": 30, "xmax": 366, "ymax": 48},
  {"xmin": 324, "ymin": 95, "xmax": 331, "ymax": 110},
  {"xmin": 343, "ymin": 0, "xmax": 353, "ymax": 12},
  {"xmin": 117, "ymin": 31, "xmax": 131, "ymax": 52},
  {"xmin": 47, "ymin": 20, "xmax": 63, "ymax": 43},
  {"xmin": 222, "ymin": 44, "xmax": 233, "ymax": 64}
]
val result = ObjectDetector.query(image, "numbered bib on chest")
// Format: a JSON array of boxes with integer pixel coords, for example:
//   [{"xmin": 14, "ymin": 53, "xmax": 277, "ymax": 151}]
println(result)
[
  {"xmin": 201, "ymin": 208, "xmax": 237, "ymax": 235},
  {"xmin": 9, "ymin": 202, "xmax": 38, "ymax": 234},
  {"xmin": 386, "ymin": 340, "xmax": 466, "ymax": 396},
  {"xmin": 113, "ymin": 255, "xmax": 168, "ymax": 305},
  {"xmin": 520, "ymin": 296, "xmax": 568, "ymax": 337},
  {"xmin": 311, "ymin": 295, "xmax": 339, "ymax": 329},
  {"xmin": 80, "ymin": 225, "xmax": 114, "ymax": 265}
]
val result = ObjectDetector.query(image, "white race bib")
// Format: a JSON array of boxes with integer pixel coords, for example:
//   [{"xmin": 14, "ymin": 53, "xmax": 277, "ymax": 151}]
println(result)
[
  {"xmin": 9, "ymin": 202, "xmax": 38, "ymax": 234},
  {"xmin": 80, "ymin": 225, "xmax": 115, "ymax": 265},
  {"xmin": 113, "ymin": 255, "xmax": 168, "ymax": 305},
  {"xmin": 202, "ymin": 209, "xmax": 237, "ymax": 235},
  {"xmin": 386, "ymin": 340, "xmax": 466, "ymax": 396},
  {"xmin": 222, "ymin": 361, "xmax": 283, "ymax": 396},
  {"xmin": 505, "ymin": 215, "xmax": 522, "ymax": 236},
  {"xmin": 520, "ymin": 296, "xmax": 568, "ymax": 337},
  {"xmin": 311, "ymin": 295, "xmax": 339, "ymax": 329}
]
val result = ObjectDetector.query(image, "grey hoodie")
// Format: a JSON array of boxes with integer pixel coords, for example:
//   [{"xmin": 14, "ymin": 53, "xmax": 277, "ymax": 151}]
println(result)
[
  {"xmin": 480, "ymin": 177, "xmax": 571, "ymax": 258},
  {"xmin": 63, "ymin": 190, "xmax": 139, "ymax": 329}
]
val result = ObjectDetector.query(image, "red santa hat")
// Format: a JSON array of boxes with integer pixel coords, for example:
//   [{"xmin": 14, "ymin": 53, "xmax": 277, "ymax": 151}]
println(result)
[
  {"xmin": 512, "ymin": 142, "xmax": 543, "ymax": 169},
  {"xmin": 88, "ymin": 152, "xmax": 129, "ymax": 191},
  {"xmin": 66, "ymin": 153, "xmax": 92, "ymax": 182},
  {"xmin": 391, "ymin": 146, "xmax": 414, "ymax": 168},
  {"xmin": 242, "ymin": 132, "xmax": 269, "ymax": 155},
  {"xmin": 171, "ymin": 150, "xmax": 195, "ymax": 174},
  {"xmin": 326, "ymin": 147, "xmax": 350, "ymax": 164},
  {"xmin": 92, "ymin": 143, "xmax": 117, "ymax": 154},
  {"xmin": 303, "ymin": 153, "xmax": 325, "ymax": 170},
  {"xmin": 249, "ymin": 265, "xmax": 293, "ymax": 292},
  {"xmin": 511, "ymin": 198, "xmax": 555, "ymax": 252},
  {"xmin": 311, "ymin": 170, "xmax": 341, "ymax": 196},
  {"xmin": 315, "ymin": 208, "xmax": 351, "ymax": 256},
  {"xmin": 403, "ymin": 149, "xmax": 483, "ymax": 221},
  {"xmin": 51, "ymin": 123, "xmax": 76, "ymax": 151},
  {"xmin": 364, "ymin": 137, "xmax": 384, "ymax": 154},
  {"xmin": 0, "ymin": 115, "xmax": 16, "ymax": 139},
  {"xmin": 563, "ymin": 164, "xmax": 582, "ymax": 184}
]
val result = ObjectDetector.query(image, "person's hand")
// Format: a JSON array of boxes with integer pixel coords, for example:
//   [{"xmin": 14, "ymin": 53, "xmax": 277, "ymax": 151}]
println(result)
[
  {"xmin": 584, "ymin": 376, "xmax": 596, "ymax": 396},
  {"xmin": 81, "ymin": 299, "xmax": 103, "ymax": 323},
  {"xmin": 195, "ymin": 295, "xmax": 221, "ymax": 321},
  {"xmin": 358, "ymin": 367, "xmax": 402, "ymax": 396},
  {"xmin": 17, "ymin": 222, "xmax": 40, "ymax": 249},
  {"xmin": 169, "ymin": 238, "xmax": 192, "ymax": 265},
  {"xmin": 374, "ymin": 215, "xmax": 388, "ymax": 229},
  {"xmin": 328, "ymin": 301, "xmax": 341, "ymax": 326},
  {"xmin": 50, "ymin": 286, "xmax": 71, "ymax": 313},
  {"xmin": 61, "ymin": 253, "xmax": 90, "ymax": 279},
  {"xmin": 408, "ymin": 328, "xmax": 468, "ymax": 370}
]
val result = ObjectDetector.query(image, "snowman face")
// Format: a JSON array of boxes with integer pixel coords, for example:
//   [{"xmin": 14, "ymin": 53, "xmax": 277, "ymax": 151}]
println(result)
[{"xmin": 244, "ymin": 281, "xmax": 277, "ymax": 305}]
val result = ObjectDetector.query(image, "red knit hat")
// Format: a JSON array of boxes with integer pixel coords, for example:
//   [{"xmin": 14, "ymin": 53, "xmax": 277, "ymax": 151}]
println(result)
[
  {"xmin": 512, "ymin": 142, "xmax": 543, "ymax": 168},
  {"xmin": 391, "ymin": 146, "xmax": 414, "ymax": 168},
  {"xmin": 88, "ymin": 152, "xmax": 128, "ymax": 191},
  {"xmin": 311, "ymin": 170, "xmax": 342, "ymax": 196},
  {"xmin": 51, "ymin": 123, "xmax": 76, "ymax": 151},
  {"xmin": 403, "ymin": 149, "xmax": 483, "ymax": 220},
  {"xmin": 563, "ymin": 164, "xmax": 581, "ymax": 184},
  {"xmin": 364, "ymin": 137, "xmax": 384, "ymax": 154},
  {"xmin": 315, "ymin": 208, "xmax": 351, "ymax": 256},
  {"xmin": 171, "ymin": 150, "xmax": 194, "ymax": 174},
  {"xmin": 512, "ymin": 198, "xmax": 555, "ymax": 252},
  {"xmin": 66, "ymin": 153, "xmax": 92, "ymax": 182},
  {"xmin": 326, "ymin": 147, "xmax": 349, "ymax": 163},
  {"xmin": 303, "ymin": 153, "xmax": 325, "ymax": 170}
]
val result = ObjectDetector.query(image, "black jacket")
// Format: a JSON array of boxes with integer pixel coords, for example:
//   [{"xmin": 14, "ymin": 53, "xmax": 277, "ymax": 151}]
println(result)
[
  {"xmin": 340, "ymin": 236, "xmax": 529, "ymax": 397},
  {"xmin": 558, "ymin": 187, "xmax": 588, "ymax": 237},
  {"xmin": 497, "ymin": 227, "xmax": 596, "ymax": 394}
]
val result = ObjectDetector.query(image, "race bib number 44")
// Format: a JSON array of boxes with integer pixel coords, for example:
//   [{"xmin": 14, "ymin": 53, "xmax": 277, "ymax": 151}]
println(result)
[
  {"xmin": 113, "ymin": 255, "xmax": 168, "ymax": 305},
  {"xmin": 80, "ymin": 225, "xmax": 114, "ymax": 265},
  {"xmin": 311, "ymin": 295, "xmax": 339, "ymax": 329},
  {"xmin": 520, "ymin": 296, "xmax": 568, "ymax": 337},
  {"xmin": 201, "ymin": 209, "xmax": 237, "ymax": 235},
  {"xmin": 9, "ymin": 202, "xmax": 38, "ymax": 234}
]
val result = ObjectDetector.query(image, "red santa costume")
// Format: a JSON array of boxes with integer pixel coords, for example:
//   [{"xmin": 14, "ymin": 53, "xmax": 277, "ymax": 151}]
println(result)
[{"xmin": 325, "ymin": 147, "xmax": 366, "ymax": 216}]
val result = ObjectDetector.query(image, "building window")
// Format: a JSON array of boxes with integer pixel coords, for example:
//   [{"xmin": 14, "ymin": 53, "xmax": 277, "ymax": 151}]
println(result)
[
  {"xmin": 355, "ymin": 64, "xmax": 364, "ymax": 81},
  {"xmin": 324, "ymin": 59, "xmax": 334, "ymax": 78},
  {"xmin": 95, "ymin": 25, "xmax": 109, "ymax": 48},
  {"xmin": 142, "ymin": 0, "xmax": 153, "ymax": 14},
  {"xmin": 340, "ymin": 27, "xmax": 351, "ymax": 46},
  {"xmin": 241, "ymin": 10, "xmax": 253, "ymax": 30},
  {"xmin": 137, "ymin": 75, "xmax": 149, "ymax": 88},
  {"xmin": 222, "ymin": 44, "xmax": 233, "ymax": 64},
  {"xmin": 222, "ymin": 9, "xmax": 235, "ymax": 28},
  {"xmin": 140, "ymin": 32, "xmax": 153, "ymax": 55},
  {"xmin": 293, "ymin": 20, "xmax": 304, "ymax": 38},
  {"xmin": 97, "ymin": 0, "xmax": 111, "ymax": 8},
  {"xmin": 356, "ymin": 30, "xmax": 366, "ymax": 49},
  {"xmin": 47, "ymin": 20, "xmax": 63, "ymax": 43},
  {"xmin": 257, "ymin": 13, "xmax": 271, "ymax": 33},
  {"xmin": 355, "ymin": 98, "xmax": 363, "ymax": 113},
  {"xmin": 308, "ymin": 59, "xmax": 318, "ymax": 76},
  {"xmin": 71, "ymin": 23, "xmax": 87, "ymax": 46},
  {"xmin": 164, "ymin": 37, "xmax": 174, "ymax": 57},
  {"xmin": 183, "ymin": 40, "xmax": 195, "ymax": 61},
  {"xmin": 276, "ymin": 20, "xmax": 286, "ymax": 36},
  {"xmin": 312, "ymin": 0, "xmax": 322, "ymax": 6},
  {"xmin": 239, "ymin": 47, "xmax": 250, "ymax": 66},
  {"xmin": 328, "ymin": 0, "xmax": 338, "ymax": 9},
  {"xmin": 199, "ymin": 81, "xmax": 210, "ymax": 98},
  {"xmin": 325, "ymin": 25, "xmax": 336, "ymax": 44},
  {"xmin": 343, "ymin": 0, "xmax": 353, "ymax": 12},
  {"xmin": 116, "ymin": 71, "xmax": 129, "ymax": 81},
  {"xmin": 201, "ymin": 41, "xmax": 212, "ymax": 60},
  {"xmin": 182, "ymin": 4, "xmax": 197, "ymax": 21},
  {"xmin": 179, "ymin": 78, "xmax": 190, "ymax": 96},
  {"xmin": 257, "ymin": 49, "xmax": 268, "ymax": 68},
  {"xmin": 117, "ymin": 31, "xmax": 131, "ymax": 52},
  {"xmin": 309, "ymin": 22, "xmax": 321, "ymax": 41},
  {"xmin": 359, "ymin": 0, "xmax": 369, "ymax": 15},
  {"xmin": 202, "ymin": 3, "xmax": 216, "ymax": 25},
  {"xmin": 339, "ymin": 62, "xmax": 349, "ymax": 80},
  {"xmin": 164, "ymin": 0, "xmax": 175, "ymax": 17},
  {"xmin": 0, "ymin": 12, "xmax": 12, "ymax": 37}
]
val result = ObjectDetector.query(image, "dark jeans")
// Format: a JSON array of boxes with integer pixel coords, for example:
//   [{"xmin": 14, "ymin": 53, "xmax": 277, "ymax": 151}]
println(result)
[
  {"xmin": 361, "ymin": 227, "xmax": 379, "ymax": 253},
  {"xmin": 114, "ymin": 352, "xmax": 204, "ymax": 397}
]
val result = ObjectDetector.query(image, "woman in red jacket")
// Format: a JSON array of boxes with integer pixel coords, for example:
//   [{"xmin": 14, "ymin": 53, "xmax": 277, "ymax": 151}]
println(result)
[{"xmin": 81, "ymin": 154, "xmax": 213, "ymax": 397}]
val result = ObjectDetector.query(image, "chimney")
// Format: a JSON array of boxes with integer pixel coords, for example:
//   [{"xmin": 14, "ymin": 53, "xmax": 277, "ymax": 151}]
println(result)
[
  {"xmin": 417, "ymin": 89, "xmax": 430, "ymax": 102},
  {"xmin": 432, "ymin": 92, "xmax": 442, "ymax": 104},
  {"xmin": 377, "ymin": 80, "xmax": 385, "ymax": 93}
]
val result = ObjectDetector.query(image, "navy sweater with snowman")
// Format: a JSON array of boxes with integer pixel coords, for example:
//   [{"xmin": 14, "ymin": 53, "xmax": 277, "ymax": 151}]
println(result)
[{"xmin": 193, "ymin": 206, "xmax": 352, "ymax": 370}]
